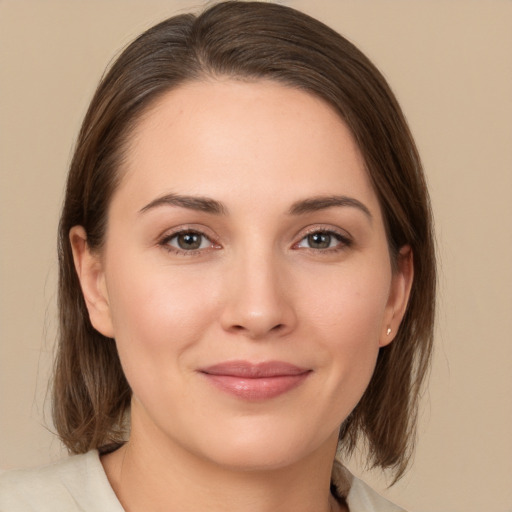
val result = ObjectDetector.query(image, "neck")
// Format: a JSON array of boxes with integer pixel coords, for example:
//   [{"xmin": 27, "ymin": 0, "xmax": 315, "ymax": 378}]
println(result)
[{"xmin": 101, "ymin": 407, "xmax": 345, "ymax": 512}]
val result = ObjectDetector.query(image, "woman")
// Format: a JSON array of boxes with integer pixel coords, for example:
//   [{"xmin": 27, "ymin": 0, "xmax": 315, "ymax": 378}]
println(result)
[{"xmin": 0, "ymin": 2, "xmax": 435, "ymax": 511}]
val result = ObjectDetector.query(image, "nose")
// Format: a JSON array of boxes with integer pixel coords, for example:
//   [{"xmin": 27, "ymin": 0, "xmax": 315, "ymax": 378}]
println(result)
[{"xmin": 219, "ymin": 250, "xmax": 297, "ymax": 340}]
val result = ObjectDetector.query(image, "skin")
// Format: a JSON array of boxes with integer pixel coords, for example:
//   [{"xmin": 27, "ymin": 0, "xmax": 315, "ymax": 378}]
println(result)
[{"xmin": 71, "ymin": 79, "xmax": 413, "ymax": 512}]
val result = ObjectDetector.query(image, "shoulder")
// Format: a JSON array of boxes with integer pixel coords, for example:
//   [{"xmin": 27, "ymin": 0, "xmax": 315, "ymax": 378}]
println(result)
[
  {"xmin": 0, "ymin": 450, "xmax": 124, "ymax": 512},
  {"xmin": 347, "ymin": 477, "xmax": 407, "ymax": 512},
  {"xmin": 332, "ymin": 460, "xmax": 407, "ymax": 512}
]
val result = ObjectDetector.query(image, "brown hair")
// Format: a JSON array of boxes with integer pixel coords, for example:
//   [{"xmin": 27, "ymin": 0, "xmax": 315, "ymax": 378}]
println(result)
[{"xmin": 54, "ymin": 0, "xmax": 435, "ymax": 480}]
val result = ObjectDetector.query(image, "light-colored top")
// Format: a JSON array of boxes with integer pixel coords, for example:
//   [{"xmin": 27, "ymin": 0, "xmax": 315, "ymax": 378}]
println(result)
[{"xmin": 0, "ymin": 450, "xmax": 406, "ymax": 512}]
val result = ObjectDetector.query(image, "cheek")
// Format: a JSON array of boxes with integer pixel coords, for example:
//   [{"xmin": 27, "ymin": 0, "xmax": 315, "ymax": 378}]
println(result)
[
  {"xmin": 107, "ymin": 249, "xmax": 219, "ymax": 330},
  {"xmin": 304, "ymin": 261, "xmax": 391, "ymax": 343},
  {"xmin": 103, "ymin": 255, "xmax": 222, "ymax": 385},
  {"xmin": 301, "ymin": 263, "xmax": 391, "ymax": 401}
]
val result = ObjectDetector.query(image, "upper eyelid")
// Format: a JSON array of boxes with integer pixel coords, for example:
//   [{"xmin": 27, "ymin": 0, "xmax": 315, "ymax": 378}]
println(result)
[
  {"xmin": 158, "ymin": 225, "xmax": 219, "ymax": 243},
  {"xmin": 294, "ymin": 224, "xmax": 352, "ymax": 241}
]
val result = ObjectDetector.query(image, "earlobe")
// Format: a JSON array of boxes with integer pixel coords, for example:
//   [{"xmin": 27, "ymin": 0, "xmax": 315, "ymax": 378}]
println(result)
[
  {"xmin": 69, "ymin": 226, "xmax": 115, "ymax": 338},
  {"xmin": 379, "ymin": 245, "xmax": 414, "ymax": 347}
]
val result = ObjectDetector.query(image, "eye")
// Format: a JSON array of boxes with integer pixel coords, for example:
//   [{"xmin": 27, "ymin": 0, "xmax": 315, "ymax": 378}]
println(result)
[
  {"xmin": 295, "ymin": 230, "xmax": 351, "ymax": 251},
  {"xmin": 161, "ymin": 230, "xmax": 217, "ymax": 253}
]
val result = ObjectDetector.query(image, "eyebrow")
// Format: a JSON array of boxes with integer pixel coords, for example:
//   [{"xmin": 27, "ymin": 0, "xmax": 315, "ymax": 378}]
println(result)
[
  {"xmin": 288, "ymin": 195, "xmax": 372, "ymax": 220},
  {"xmin": 139, "ymin": 193, "xmax": 228, "ymax": 215},
  {"xmin": 139, "ymin": 193, "xmax": 371, "ymax": 220}
]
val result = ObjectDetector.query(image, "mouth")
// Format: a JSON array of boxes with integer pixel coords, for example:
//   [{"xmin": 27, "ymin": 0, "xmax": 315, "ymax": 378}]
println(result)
[{"xmin": 198, "ymin": 361, "xmax": 312, "ymax": 400}]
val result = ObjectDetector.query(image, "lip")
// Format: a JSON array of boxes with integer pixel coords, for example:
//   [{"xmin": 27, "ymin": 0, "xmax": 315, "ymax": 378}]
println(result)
[{"xmin": 198, "ymin": 361, "xmax": 311, "ymax": 400}]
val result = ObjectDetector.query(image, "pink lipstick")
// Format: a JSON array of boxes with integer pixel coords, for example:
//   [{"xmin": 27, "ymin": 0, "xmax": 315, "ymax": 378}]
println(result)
[{"xmin": 198, "ymin": 361, "xmax": 311, "ymax": 400}]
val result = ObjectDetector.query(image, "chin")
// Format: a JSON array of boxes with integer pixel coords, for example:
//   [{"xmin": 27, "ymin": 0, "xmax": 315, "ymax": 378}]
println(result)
[
  {"xmin": 203, "ymin": 443, "xmax": 308, "ymax": 472},
  {"xmin": 187, "ymin": 421, "xmax": 338, "ymax": 473}
]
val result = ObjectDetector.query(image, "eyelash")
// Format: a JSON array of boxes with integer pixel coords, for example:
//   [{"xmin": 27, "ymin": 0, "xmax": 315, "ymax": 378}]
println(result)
[
  {"xmin": 293, "ymin": 227, "xmax": 352, "ymax": 253},
  {"xmin": 159, "ymin": 229, "xmax": 220, "ymax": 256},
  {"xmin": 158, "ymin": 227, "xmax": 352, "ymax": 256}
]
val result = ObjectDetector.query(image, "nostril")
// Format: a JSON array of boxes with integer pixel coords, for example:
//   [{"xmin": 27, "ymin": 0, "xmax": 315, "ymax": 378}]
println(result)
[{"xmin": 228, "ymin": 322, "xmax": 285, "ymax": 336}]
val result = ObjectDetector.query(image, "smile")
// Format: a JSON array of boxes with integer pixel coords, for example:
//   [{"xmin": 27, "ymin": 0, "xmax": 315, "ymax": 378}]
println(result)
[{"xmin": 198, "ymin": 361, "xmax": 312, "ymax": 400}]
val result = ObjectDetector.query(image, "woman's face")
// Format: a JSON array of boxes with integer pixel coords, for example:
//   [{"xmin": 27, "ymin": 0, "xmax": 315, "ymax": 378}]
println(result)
[{"xmin": 73, "ymin": 79, "xmax": 412, "ymax": 470}]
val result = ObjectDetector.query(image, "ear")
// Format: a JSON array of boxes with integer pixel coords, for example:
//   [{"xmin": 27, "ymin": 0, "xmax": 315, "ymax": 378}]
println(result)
[
  {"xmin": 379, "ymin": 245, "xmax": 414, "ymax": 347},
  {"xmin": 69, "ymin": 226, "xmax": 115, "ymax": 338}
]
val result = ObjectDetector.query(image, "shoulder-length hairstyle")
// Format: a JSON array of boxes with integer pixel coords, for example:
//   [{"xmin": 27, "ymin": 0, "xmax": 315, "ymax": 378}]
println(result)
[{"xmin": 54, "ymin": 0, "xmax": 435, "ymax": 481}]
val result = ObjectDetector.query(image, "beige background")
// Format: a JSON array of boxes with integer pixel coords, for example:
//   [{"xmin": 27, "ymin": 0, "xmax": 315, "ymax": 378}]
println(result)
[{"xmin": 1, "ymin": 1, "xmax": 511, "ymax": 511}]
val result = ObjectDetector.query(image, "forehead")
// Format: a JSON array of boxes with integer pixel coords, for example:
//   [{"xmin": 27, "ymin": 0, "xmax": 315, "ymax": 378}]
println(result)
[{"xmin": 115, "ymin": 79, "xmax": 379, "ymax": 213}]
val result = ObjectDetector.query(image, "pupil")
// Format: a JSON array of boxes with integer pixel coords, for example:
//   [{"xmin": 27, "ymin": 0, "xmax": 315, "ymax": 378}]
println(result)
[
  {"xmin": 308, "ymin": 232, "xmax": 330, "ymax": 249},
  {"xmin": 178, "ymin": 233, "xmax": 201, "ymax": 250}
]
